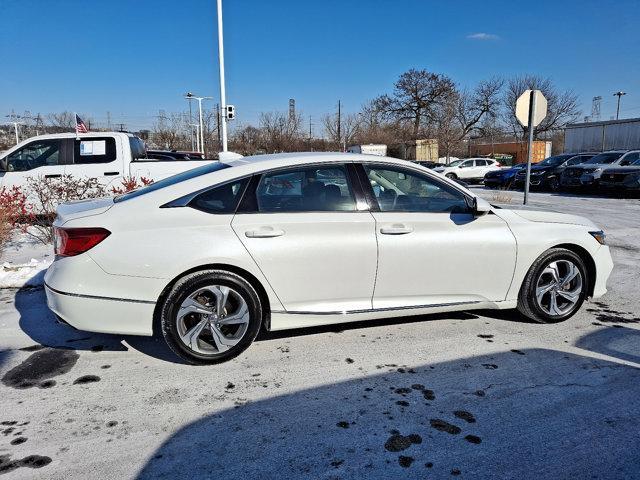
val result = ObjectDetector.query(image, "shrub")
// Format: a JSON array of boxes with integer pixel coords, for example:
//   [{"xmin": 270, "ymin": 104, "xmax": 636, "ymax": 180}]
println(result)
[
  {"xmin": 0, "ymin": 175, "xmax": 154, "ymax": 245},
  {"xmin": 110, "ymin": 176, "xmax": 153, "ymax": 195}
]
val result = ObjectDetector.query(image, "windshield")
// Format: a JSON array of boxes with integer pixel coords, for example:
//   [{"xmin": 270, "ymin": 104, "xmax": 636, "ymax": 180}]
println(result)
[
  {"xmin": 114, "ymin": 162, "xmax": 230, "ymax": 203},
  {"xmin": 448, "ymin": 159, "xmax": 464, "ymax": 167},
  {"xmin": 537, "ymin": 155, "xmax": 573, "ymax": 167},
  {"xmin": 583, "ymin": 152, "xmax": 624, "ymax": 165}
]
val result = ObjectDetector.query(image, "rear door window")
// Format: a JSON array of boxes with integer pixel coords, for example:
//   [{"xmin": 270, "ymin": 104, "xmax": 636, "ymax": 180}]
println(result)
[{"xmin": 74, "ymin": 137, "xmax": 117, "ymax": 164}]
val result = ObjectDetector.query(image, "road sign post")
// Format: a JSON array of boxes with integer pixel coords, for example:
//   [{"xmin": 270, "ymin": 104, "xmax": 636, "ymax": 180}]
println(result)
[{"xmin": 516, "ymin": 90, "xmax": 548, "ymax": 205}]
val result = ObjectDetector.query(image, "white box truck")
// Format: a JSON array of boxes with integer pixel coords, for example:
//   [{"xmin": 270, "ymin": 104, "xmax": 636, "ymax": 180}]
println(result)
[{"xmin": 347, "ymin": 144, "xmax": 387, "ymax": 156}]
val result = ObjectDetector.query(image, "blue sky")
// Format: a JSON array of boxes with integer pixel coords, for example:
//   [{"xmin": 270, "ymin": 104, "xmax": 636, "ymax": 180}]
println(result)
[{"xmin": 1, "ymin": 0, "xmax": 639, "ymax": 131}]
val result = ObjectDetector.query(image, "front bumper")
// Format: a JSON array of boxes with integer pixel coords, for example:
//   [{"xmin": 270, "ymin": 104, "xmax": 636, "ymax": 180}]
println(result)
[{"xmin": 592, "ymin": 245, "xmax": 614, "ymax": 299}]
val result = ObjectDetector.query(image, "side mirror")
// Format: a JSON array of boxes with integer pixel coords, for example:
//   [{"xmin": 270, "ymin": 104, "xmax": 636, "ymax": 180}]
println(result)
[{"xmin": 473, "ymin": 197, "xmax": 492, "ymax": 215}]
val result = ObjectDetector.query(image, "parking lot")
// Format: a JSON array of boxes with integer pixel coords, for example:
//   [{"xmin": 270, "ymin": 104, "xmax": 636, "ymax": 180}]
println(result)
[{"xmin": 1, "ymin": 188, "xmax": 639, "ymax": 479}]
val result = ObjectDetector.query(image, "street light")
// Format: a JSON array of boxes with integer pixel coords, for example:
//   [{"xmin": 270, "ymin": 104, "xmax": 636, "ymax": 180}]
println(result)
[
  {"xmin": 183, "ymin": 92, "xmax": 195, "ymax": 151},
  {"xmin": 184, "ymin": 93, "xmax": 213, "ymax": 155},
  {"xmin": 613, "ymin": 91, "xmax": 626, "ymax": 120},
  {"xmin": 5, "ymin": 113, "xmax": 23, "ymax": 144}
]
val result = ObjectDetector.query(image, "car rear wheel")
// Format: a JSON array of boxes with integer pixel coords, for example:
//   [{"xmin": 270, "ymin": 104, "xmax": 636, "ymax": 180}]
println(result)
[
  {"xmin": 160, "ymin": 270, "xmax": 262, "ymax": 365},
  {"xmin": 517, "ymin": 248, "xmax": 588, "ymax": 323}
]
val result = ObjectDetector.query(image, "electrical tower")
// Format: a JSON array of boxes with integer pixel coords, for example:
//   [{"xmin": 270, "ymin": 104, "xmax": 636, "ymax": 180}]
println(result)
[
  {"xmin": 591, "ymin": 96, "xmax": 602, "ymax": 122},
  {"xmin": 288, "ymin": 99, "xmax": 296, "ymax": 121}
]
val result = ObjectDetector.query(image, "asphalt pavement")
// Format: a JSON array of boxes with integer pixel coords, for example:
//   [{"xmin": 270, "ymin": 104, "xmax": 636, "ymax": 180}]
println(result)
[{"xmin": 1, "ymin": 187, "xmax": 639, "ymax": 479}]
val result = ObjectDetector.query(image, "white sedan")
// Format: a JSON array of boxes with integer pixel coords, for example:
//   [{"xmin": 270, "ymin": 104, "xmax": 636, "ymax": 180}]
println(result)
[
  {"xmin": 433, "ymin": 158, "xmax": 502, "ymax": 182},
  {"xmin": 45, "ymin": 153, "xmax": 613, "ymax": 364}
]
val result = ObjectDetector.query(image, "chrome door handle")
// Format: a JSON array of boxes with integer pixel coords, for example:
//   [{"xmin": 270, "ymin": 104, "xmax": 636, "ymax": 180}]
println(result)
[
  {"xmin": 245, "ymin": 228, "xmax": 285, "ymax": 238},
  {"xmin": 380, "ymin": 225, "xmax": 414, "ymax": 235}
]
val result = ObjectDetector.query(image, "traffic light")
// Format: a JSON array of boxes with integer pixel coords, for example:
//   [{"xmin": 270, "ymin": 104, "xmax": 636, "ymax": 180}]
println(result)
[{"xmin": 226, "ymin": 105, "xmax": 235, "ymax": 120}]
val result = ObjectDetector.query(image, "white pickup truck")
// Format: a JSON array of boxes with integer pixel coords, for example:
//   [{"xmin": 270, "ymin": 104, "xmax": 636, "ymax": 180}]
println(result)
[{"xmin": 0, "ymin": 132, "xmax": 216, "ymax": 189}]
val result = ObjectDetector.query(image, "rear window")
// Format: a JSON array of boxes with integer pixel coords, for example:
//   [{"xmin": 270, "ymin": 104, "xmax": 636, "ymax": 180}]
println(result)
[{"xmin": 114, "ymin": 162, "xmax": 231, "ymax": 203}]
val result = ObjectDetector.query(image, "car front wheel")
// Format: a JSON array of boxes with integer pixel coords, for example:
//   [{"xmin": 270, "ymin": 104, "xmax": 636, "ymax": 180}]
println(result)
[
  {"xmin": 517, "ymin": 248, "xmax": 588, "ymax": 323},
  {"xmin": 160, "ymin": 270, "xmax": 262, "ymax": 364},
  {"xmin": 445, "ymin": 173, "xmax": 457, "ymax": 179}
]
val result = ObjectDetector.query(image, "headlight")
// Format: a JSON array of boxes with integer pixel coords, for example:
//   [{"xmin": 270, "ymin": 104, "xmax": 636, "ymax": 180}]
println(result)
[{"xmin": 589, "ymin": 230, "xmax": 606, "ymax": 245}]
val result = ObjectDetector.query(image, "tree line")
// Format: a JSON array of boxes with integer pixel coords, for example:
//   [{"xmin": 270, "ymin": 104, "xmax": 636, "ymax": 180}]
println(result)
[{"xmin": 1, "ymin": 70, "xmax": 581, "ymax": 158}]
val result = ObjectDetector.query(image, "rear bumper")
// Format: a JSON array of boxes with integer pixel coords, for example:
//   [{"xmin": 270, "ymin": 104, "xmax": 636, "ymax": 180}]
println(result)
[
  {"xmin": 45, "ymin": 284, "xmax": 155, "ymax": 336},
  {"xmin": 43, "ymin": 255, "xmax": 164, "ymax": 336}
]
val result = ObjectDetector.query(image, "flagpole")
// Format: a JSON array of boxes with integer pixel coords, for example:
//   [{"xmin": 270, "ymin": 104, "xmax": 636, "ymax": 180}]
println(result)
[{"xmin": 74, "ymin": 112, "xmax": 80, "ymax": 140}]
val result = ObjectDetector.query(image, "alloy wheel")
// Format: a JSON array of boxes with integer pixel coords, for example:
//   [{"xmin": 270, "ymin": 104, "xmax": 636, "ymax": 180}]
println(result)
[
  {"xmin": 176, "ymin": 285, "xmax": 250, "ymax": 355},
  {"xmin": 535, "ymin": 260, "xmax": 583, "ymax": 317}
]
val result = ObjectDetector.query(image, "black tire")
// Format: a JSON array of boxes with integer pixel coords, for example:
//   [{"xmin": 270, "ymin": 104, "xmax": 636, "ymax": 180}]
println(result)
[
  {"xmin": 517, "ymin": 248, "xmax": 588, "ymax": 324},
  {"xmin": 445, "ymin": 173, "xmax": 457, "ymax": 179},
  {"xmin": 160, "ymin": 269, "xmax": 263, "ymax": 365},
  {"xmin": 548, "ymin": 177, "xmax": 560, "ymax": 192}
]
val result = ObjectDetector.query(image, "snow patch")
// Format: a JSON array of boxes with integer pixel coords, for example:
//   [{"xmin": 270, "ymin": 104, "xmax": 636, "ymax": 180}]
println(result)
[{"xmin": 0, "ymin": 258, "xmax": 52, "ymax": 288}]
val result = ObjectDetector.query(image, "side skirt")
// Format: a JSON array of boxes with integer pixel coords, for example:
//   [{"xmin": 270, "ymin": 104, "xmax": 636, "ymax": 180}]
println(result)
[{"xmin": 269, "ymin": 300, "xmax": 518, "ymax": 331}]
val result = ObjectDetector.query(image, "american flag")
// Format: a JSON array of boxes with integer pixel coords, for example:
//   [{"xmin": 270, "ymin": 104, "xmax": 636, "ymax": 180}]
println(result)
[{"xmin": 75, "ymin": 114, "xmax": 88, "ymax": 133}]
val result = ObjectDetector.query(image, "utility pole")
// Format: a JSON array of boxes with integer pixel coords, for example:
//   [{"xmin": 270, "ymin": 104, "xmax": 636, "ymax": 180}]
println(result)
[
  {"xmin": 107, "ymin": 111, "xmax": 112, "ymax": 130},
  {"xmin": 216, "ymin": 0, "xmax": 228, "ymax": 152},
  {"xmin": 613, "ymin": 91, "xmax": 626, "ymax": 120},
  {"xmin": 337, "ymin": 100, "xmax": 341, "ymax": 151}
]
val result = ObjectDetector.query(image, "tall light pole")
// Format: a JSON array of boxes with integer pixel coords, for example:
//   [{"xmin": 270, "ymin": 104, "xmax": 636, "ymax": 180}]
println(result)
[
  {"xmin": 183, "ymin": 92, "xmax": 195, "ymax": 151},
  {"xmin": 184, "ymin": 94, "xmax": 213, "ymax": 155},
  {"xmin": 216, "ymin": 0, "xmax": 228, "ymax": 152},
  {"xmin": 613, "ymin": 91, "xmax": 626, "ymax": 120}
]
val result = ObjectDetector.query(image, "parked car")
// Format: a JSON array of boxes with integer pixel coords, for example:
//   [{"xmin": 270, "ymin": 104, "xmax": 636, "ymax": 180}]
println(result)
[
  {"xmin": 599, "ymin": 157, "xmax": 640, "ymax": 193},
  {"xmin": 418, "ymin": 161, "xmax": 445, "ymax": 169},
  {"xmin": 513, "ymin": 153, "xmax": 595, "ymax": 191},
  {"xmin": 147, "ymin": 150, "xmax": 206, "ymax": 161},
  {"xmin": 433, "ymin": 158, "xmax": 501, "ymax": 182},
  {"xmin": 560, "ymin": 151, "xmax": 640, "ymax": 189},
  {"xmin": 45, "ymin": 152, "xmax": 613, "ymax": 364},
  {"xmin": 0, "ymin": 132, "xmax": 215, "ymax": 190},
  {"xmin": 484, "ymin": 163, "xmax": 526, "ymax": 189}
]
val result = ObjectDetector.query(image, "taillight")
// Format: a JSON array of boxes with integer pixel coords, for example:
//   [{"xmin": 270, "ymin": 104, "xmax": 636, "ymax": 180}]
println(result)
[
  {"xmin": 495, "ymin": 162, "xmax": 502, "ymax": 167},
  {"xmin": 54, "ymin": 227, "xmax": 111, "ymax": 257}
]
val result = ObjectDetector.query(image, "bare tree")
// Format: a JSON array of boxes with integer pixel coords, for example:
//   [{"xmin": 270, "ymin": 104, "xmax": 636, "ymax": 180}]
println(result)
[
  {"xmin": 259, "ymin": 111, "xmax": 303, "ymax": 152},
  {"xmin": 322, "ymin": 112, "xmax": 361, "ymax": 150},
  {"xmin": 374, "ymin": 69, "xmax": 456, "ymax": 138},
  {"xmin": 455, "ymin": 77, "xmax": 504, "ymax": 138},
  {"xmin": 230, "ymin": 125, "xmax": 264, "ymax": 155},
  {"xmin": 47, "ymin": 111, "xmax": 93, "ymax": 132},
  {"xmin": 503, "ymin": 75, "xmax": 581, "ymax": 139},
  {"xmin": 151, "ymin": 113, "xmax": 189, "ymax": 150}
]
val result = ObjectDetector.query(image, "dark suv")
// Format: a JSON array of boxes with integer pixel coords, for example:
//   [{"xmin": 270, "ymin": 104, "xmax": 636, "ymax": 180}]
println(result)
[
  {"xmin": 513, "ymin": 153, "xmax": 594, "ymax": 191},
  {"xmin": 560, "ymin": 151, "xmax": 640, "ymax": 189},
  {"xmin": 599, "ymin": 157, "xmax": 640, "ymax": 193}
]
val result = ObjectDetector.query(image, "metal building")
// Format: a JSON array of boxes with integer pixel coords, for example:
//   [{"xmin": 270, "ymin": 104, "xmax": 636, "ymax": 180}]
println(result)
[{"xmin": 564, "ymin": 118, "xmax": 640, "ymax": 152}]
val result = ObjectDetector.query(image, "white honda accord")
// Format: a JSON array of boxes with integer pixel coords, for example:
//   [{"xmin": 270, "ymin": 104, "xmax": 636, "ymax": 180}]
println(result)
[{"xmin": 45, "ymin": 153, "xmax": 613, "ymax": 364}]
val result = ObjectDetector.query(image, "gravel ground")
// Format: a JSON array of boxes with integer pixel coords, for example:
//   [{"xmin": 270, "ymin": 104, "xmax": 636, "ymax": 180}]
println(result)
[{"xmin": 0, "ymin": 188, "xmax": 639, "ymax": 479}]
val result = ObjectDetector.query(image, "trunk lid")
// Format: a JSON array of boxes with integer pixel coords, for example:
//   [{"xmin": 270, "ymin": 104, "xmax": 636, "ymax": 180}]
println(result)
[{"xmin": 54, "ymin": 197, "xmax": 114, "ymax": 226}]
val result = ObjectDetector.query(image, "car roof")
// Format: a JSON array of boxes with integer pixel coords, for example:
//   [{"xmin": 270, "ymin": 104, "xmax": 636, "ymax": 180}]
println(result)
[{"xmin": 224, "ymin": 152, "xmax": 421, "ymax": 171}]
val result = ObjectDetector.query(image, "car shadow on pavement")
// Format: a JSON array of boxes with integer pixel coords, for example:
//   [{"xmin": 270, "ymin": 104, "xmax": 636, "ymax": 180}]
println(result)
[
  {"xmin": 576, "ymin": 325, "xmax": 640, "ymax": 365},
  {"xmin": 134, "ymin": 348, "xmax": 640, "ymax": 480}
]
